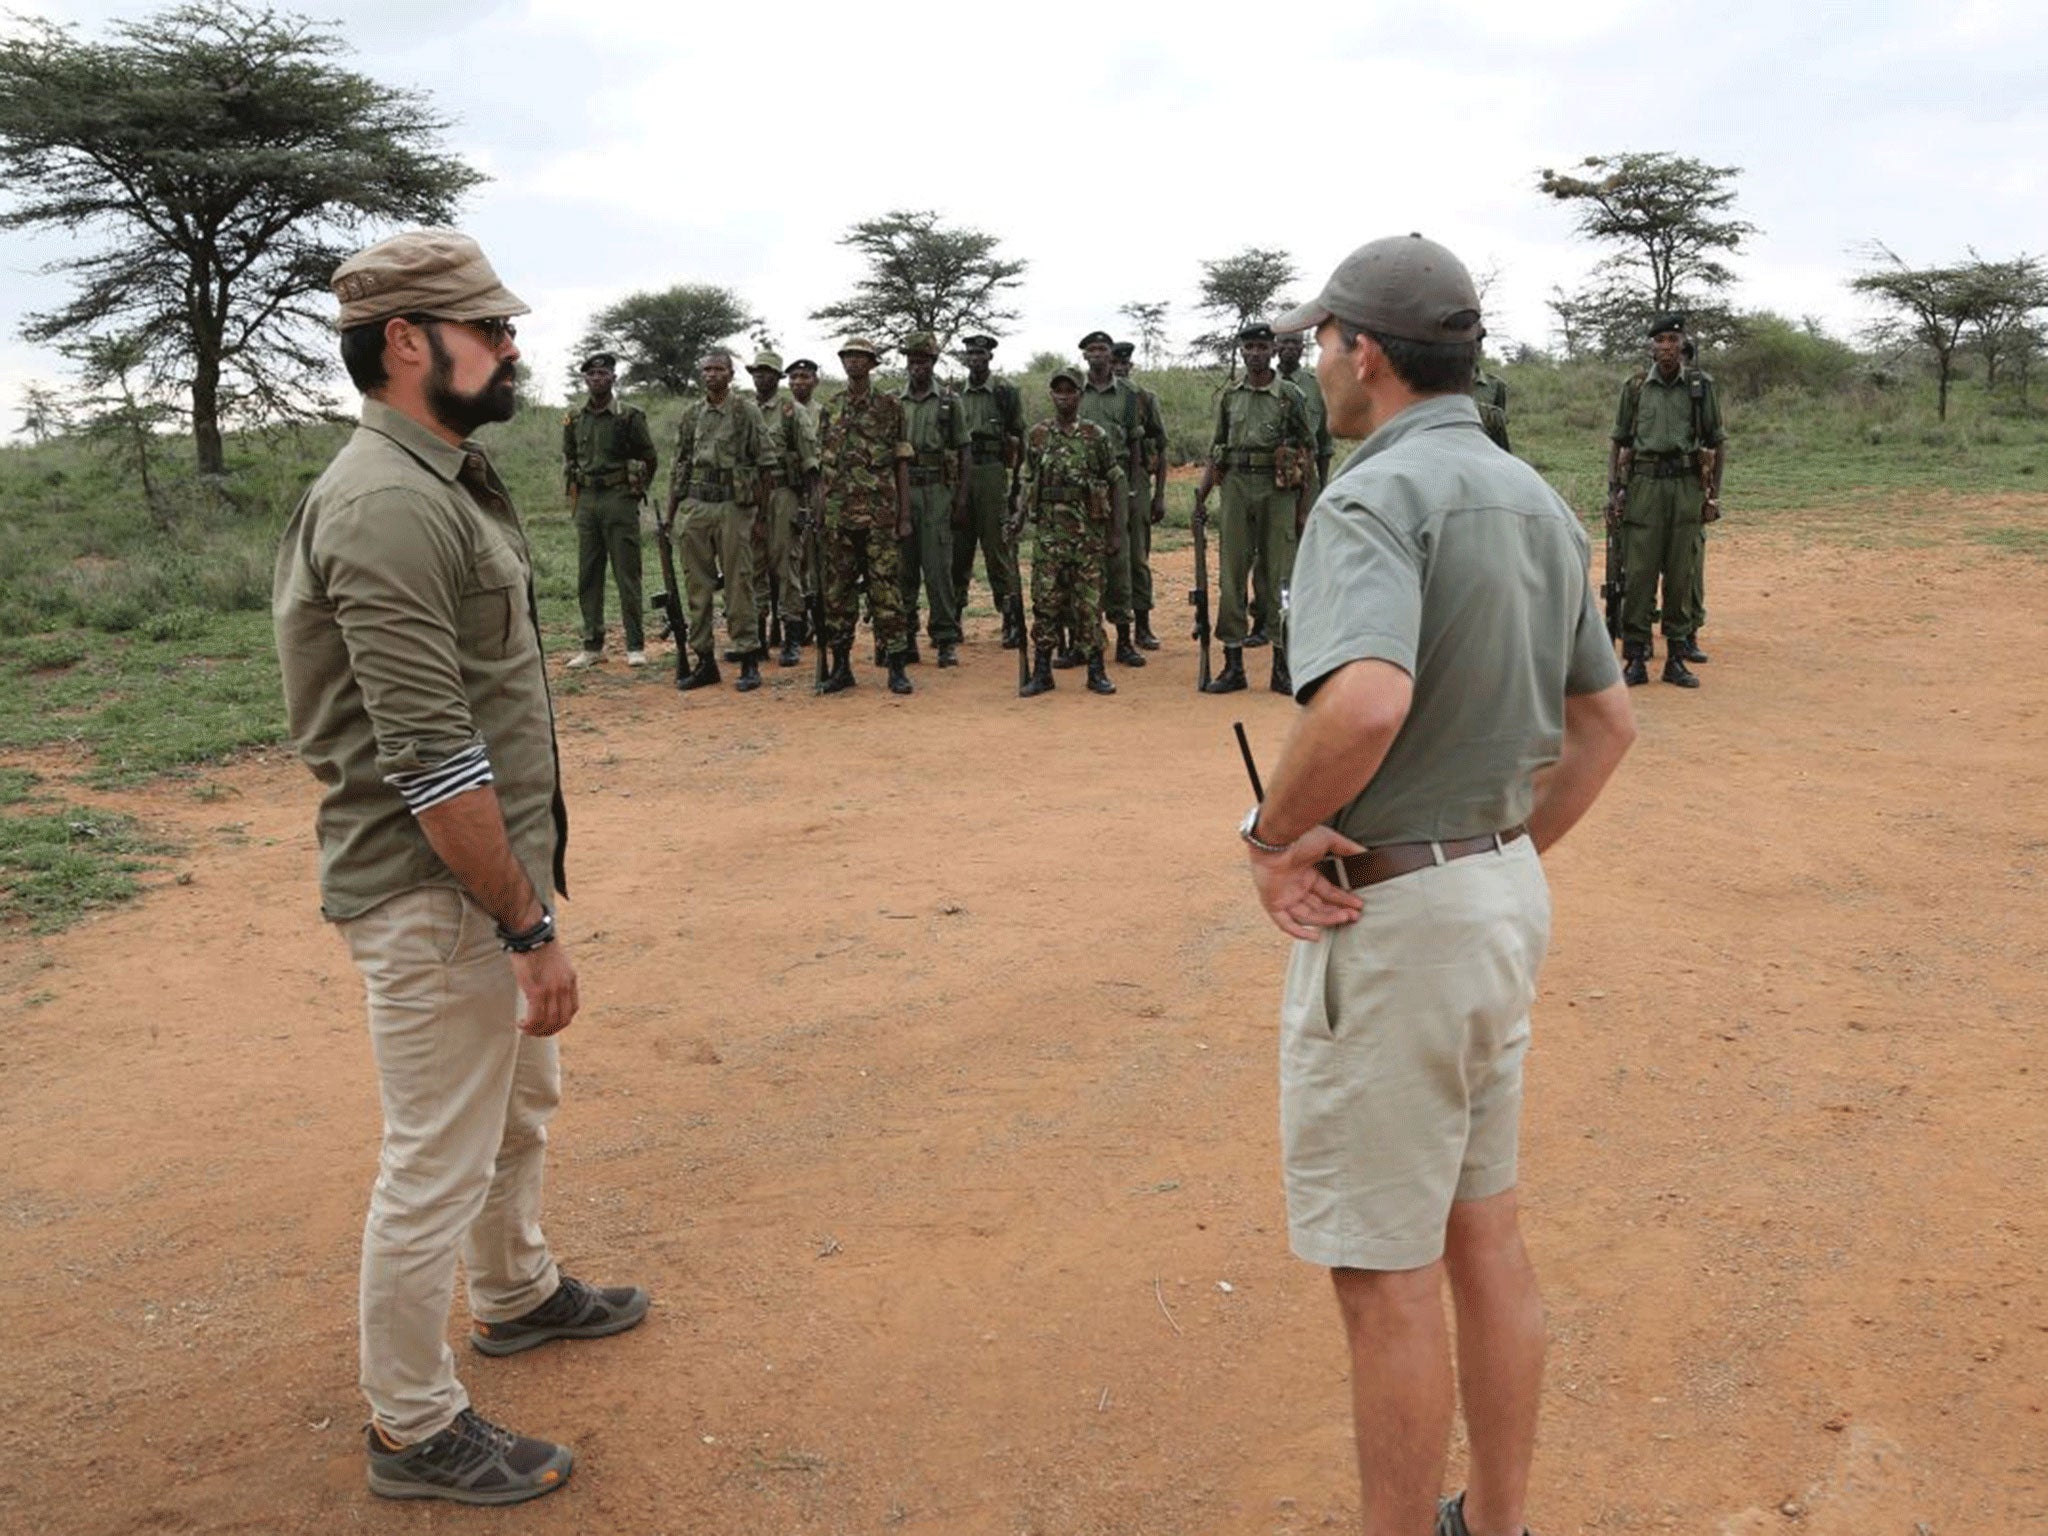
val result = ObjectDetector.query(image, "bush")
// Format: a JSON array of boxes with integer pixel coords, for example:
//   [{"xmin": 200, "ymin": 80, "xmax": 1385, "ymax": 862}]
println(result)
[{"xmin": 1716, "ymin": 312, "xmax": 1860, "ymax": 400}]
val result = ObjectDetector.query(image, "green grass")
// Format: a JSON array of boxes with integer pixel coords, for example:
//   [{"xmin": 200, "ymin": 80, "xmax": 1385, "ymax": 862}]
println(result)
[{"xmin": 0, "ymin": 804, "xmax": 170, "ymax": 932}]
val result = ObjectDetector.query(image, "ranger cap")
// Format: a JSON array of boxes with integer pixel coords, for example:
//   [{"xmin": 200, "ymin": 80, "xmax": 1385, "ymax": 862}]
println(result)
[
  {"xmin": 1648, "ymin": 312, "xmax": 1688, "ymax": 337},
  {"xmin": 1110, "ymin": 341, "xmax": 1135, "ymax": 359},
  {"xmin": 961, "ymin": 334, "xmax": 999, "ymax": 352},
  {"xmin": 787, "ymin": 357, "xmax": 820, "ymax": 372},
  {"xmin": 750, "ymin": 349, "xmax": 785, "ymax": 374},
  {"xmin": 838, "ymin": 337, "xmax": 886, "ymax": 360},
  {"xmin": 1237, "ymin": 323, "xmax": 1275, "ymax": 343},
  {"xmin": 580, "ymin": 351, "xmax": 617, "ymax": 372},
  {"xmin": 901, "ymin": 331, "xmax": 941, "ymax": 357},
  {"xmin": 331, "ymin": 228, "xmax": 529, "ymax": 330},
  {"xmin": 1078, "ymin": 330, "xmax": 1114, "ymax": 350},
  {"xmin": 1270, "ymin": 233, "xmax": 1482, "ymax": 344},
  {"xmin": 1048, "ymin": 367, "xmax": 1084, "ymax": 390}
]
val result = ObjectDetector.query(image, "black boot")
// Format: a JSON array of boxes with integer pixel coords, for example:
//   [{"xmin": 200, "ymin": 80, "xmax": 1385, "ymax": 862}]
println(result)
[
  {"xmin": 1085, "ymin": 652, "xmax": 1117, "ymax": 694},
  {"xmin": 1622, "ymin": 642, "xmax": 1649, "ymax": 687},
  {"xmin": 778, "ymin": 616, "xmax": 805, "ymax": 668},
  {"xmin": 1662, "ymin": 648, "xmax": 1700, "ymax": 689},
  {"xmin": 873, "ymin": 638, "xmax": 886, "ymax": 667},
  {"xmin": 1244, "ymin": 623, "xmax": 1269, "ymax": 649},
  {"xmin": 1020, "ymin": 646, "xmax": 1055, "ymax": 698},
  {"xmin": 887, "ymin": 657, "xmax": 914, "ymax": 695},
  {"xmin": 1114, "ymin": 622, "xmax": 1146, "ymax": 668},
  {"xmin": 1052, "ymin": 645, "xmax": 1084, "ymax": 670},
  {"xmin": 735, "ymin": 652, "xmax": 762, "ymax": 693},
  {"xmin": 1269, "ymin": 646, "xmax": 1292, "ymax": 696},
  {"xmin": 820, "ymin": 643, "xmax": 856, "ymax": 694},
  {"xmin": 936, "ymin": 641, "xmax": 960, "ymax": 668},
  {"xmin": 677, "ymin": 649, "xmax": 721, "ymax": 692},
  {"xmin": 1134, "ymin": 610, "xmax": 1161, "ymax": 650},
  {"xmin": 1000, "ymin": 612, "xmax": 1023, "ymax": 650},
  {"xmin": 1203, "ymin": 646, "xmax": 1247, "ymax": 694},
  {"xmin": 903, "ymin": 638, "xmax": 923, "ymax": 665},
  {"xmin": 1672, "ymin": 634, "xmax": 1709, "ymax": 664}
]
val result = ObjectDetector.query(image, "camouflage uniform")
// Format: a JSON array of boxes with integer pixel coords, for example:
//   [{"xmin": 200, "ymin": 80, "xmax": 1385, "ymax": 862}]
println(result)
[
  {"xmin": 1210, "ymin": 376, "xmax": 1314, "ymax": 646},
  {"xmin": 1022, "ymin": 416, "xmax": 1117, "ymax": 657},
  {"xmin": 562, "ymin": 398, "xmax": 657, "ymax": 652},
  {"xmin": 820, "ymin": 388, "xmax": 913, "ymax": 657},
  {"xmin": 751, "ymin": 387, "xmax": 820, "ymax": 632},
  {"xmin": 898, "ymin": 381, "xmax": 969, "ymax": 646},
  {"xmin": 952, "ymin": 375, "xmax": 1026, "ymax": 619},
  {"xmin": 1119, "ymin": 370, "xmax": 1169, "ymax": 622},
  {"xmin": 1078, "ymin": 374, "xmax": 1139, "ymax": 623},
  {"xmin": 668, "ymin": 392, "xmax": 775, "ymax": 658}
]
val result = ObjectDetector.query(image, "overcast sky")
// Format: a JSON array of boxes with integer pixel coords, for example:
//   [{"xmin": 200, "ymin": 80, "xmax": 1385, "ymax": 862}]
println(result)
[{"xmin": 4, "ymin": 0, "xmax": 2046, "ymax": 424}]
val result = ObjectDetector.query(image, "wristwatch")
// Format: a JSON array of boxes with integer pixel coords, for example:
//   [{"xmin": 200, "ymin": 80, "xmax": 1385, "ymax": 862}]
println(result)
[{"xmin": 1238, "ymin": 805, "xmax": 1290, "ymax": 854}]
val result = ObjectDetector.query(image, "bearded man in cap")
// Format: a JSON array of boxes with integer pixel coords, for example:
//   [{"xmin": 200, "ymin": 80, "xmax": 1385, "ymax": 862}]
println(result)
[
  {"xmin": 747, "ymin": 350, "xmax": 821, "ymax": 666},
  {"xmin": 951, "ymin": 335, "xmax": 1028, "ymax": 648},
  {"xmin": 1607, "ymin": 314, "xmax": 1725, "ymax": 688},
  {"xmin": 1111, "ymin": 341, "xmax": 1170, "ymax": 650},
  {"xmin": 666, "ymin": 348, "xmax": 778, "ymax": 692},
  {"xmin": 275, "ymin": 229, "xmax": 648, "ymax": 1506},
  {"xmin": 896, "ymin": 332, "xmax": 971, "ymax": 666},
  {"xmin": 816, "ymin": 338, "xmax": 915, "ymax": 694},
  {"xmin": 1243, "ymin": 233, "xmax": 1635, "ymax": 1536},
  {"xmin": 561, "ymin": 351, "xmax": 659, "ymax": 668}
]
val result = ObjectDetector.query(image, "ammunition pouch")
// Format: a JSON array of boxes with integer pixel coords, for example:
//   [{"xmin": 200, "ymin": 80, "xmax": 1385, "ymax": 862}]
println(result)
[
  {"xmin": 1273, "ymin": 444, "xmax": 1307, "ymax": 490},
  {"xmin": 686, "ymin": 473, "xmax": 735, "ymax": 503}
]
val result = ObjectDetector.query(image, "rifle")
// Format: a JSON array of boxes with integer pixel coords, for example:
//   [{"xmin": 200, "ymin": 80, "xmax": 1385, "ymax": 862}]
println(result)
[
  {"xmin": 1189, "ymin": 501, "xmax": 1213, "ymax": 691},
  {"xmin": 805, "ymin": 492, "xmax": 830, "ymax": 693},
  {"xmin": 1006, "ymin": 480, "xmax": 1029, "ymax": 693},
  {"xmin": 1601, "ymin": 448, "xmax": 1631, "ymax": 642},
  {"xmin": 653, "ymin": 508, "xmax": 689, "ymax": 682}
]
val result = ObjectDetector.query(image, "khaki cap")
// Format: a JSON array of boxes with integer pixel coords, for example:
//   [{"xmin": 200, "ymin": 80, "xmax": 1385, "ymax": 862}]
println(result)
[
  {"xmin": 1048, "ymin": 367, "xmax": 1083, "ymax": 390},
  {"xmin": 838, "ymin": 336, "xmax": 885, "ymax": 360},
  {"xmin": 331, "ymin": 228, "xmax": 529, "ymax": 330},
  {"xmin": 750, "ymin": 349, "xmax": 785, "ymax": 373},
  {"xmin": 901, "ymin": 330, "xmax": 940, "ymax": 357},
  {"xmin": 1271, "ymin": 233, "xmax": 1481, "ymax": 344}
]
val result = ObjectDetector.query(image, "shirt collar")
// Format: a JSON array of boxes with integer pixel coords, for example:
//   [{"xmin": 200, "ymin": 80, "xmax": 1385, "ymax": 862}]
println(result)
[
  {"xmin": 1083, "ymin": 373, "xmax": 1120, "ymax": 394},
  {"xmin": 1336, "ymin": 393, "xmax": 1484, "ymax": 475},
  {"xmin": 582, "ymin": 394, "xmax": 619, "ymax": 416},
  {"xmin": 358, "ymin": 397, "xmax": 470, "ymax": 483},
  {"xmin": 1233, "ymin": 374, "xmax": 1283, "ymax": 395}
]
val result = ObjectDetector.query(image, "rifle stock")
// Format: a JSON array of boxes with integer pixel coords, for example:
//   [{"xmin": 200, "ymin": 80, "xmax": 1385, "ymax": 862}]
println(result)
[
  {"xmin": 654, "ymin": 511, "xmax": 689, "ymax": 681},
  {"xmin": 1600, "ymin": 521, "xmax": 1626, "ymax": 642},
  {"xmin": 1189, "ymin": 505, "xmax": 1213, "ymax": 691},
  {"xmin": 805, "ymin": 499, "xmax": 829, "ymax": 692},
  {"xmin": 1008, "ymin": 487, "xmax": 1029, "ymax": 693}
]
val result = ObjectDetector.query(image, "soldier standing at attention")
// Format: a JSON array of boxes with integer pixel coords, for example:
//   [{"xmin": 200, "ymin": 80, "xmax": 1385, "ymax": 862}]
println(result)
[
  {"xmin": 897, "ymin": 332, "xmax": 970, "ymax": 667},
  {"xmin": 816, "ymin": 338, "xmax": 914, "ymax": 696},
  {"xmin": 665, "ymin": 348, "xmax": 776, "ymax": 694},
  {"xmin": 1473, "ymin": 333, "xmax": 1512, "ymax": 452},
  {"xmin": 1193, "ymin": 323, "xmax": 1314, "ymax": 696},
  {"xmin": 746, "ymin": 350, "xmax": 820, "ymax": 667},
  {"xmin": 951, "ymin": 335, "xmax": 1028, "ymax": 649},
  {"xmin": 1111, "ymin": 341, "xmax": 1169, "ymax": 651},
  {"xmin": 561, "ymin": 352, "xmax": 657, "ymax": 669},
  {"xmin": 1607, "ymin": 314, "xmax": 1725, "ymax": 689},
  {"xmin": 1011, "ymin": 368, "xmax": 1121, "ymax": 699},
  {"xmin": 1276, "ymin": 330, "xmax": 1335, "ymax": 496},
  {"xmin": 1076, "ymin": 330, "xmax": 1144, "ymax": 669}
]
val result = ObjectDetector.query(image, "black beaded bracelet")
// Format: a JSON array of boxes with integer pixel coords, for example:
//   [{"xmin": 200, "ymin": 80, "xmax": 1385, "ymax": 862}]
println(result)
[{"xmin": 497, "ymin": 910, "xmax": 555, "ymax": 953}]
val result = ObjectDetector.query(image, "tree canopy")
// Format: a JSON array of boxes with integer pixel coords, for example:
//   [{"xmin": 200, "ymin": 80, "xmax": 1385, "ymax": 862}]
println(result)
[
  {"xmin": 1852, "ymin": 243, "xmax": 2048, "ymax": 418},
  {"xmin": 809, "ymin": 210, "xmax": 1026, "ymax": 356},
  {"xmin": 0, "ymin": 2, "xmax": 480, "ymax": 474},
  {"xmin": 1193, "ymin": 248, "xmax": 1297, "ymax": 371},
  {"xmin": 571, "ymin": 285, "xmax": 760, "ymax": 396}
]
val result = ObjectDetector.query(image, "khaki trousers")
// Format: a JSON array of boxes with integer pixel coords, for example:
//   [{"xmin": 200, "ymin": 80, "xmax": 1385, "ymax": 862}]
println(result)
[{"xmin": 339, "ymin": 886, "xmax": 561, "ymax": 1442}]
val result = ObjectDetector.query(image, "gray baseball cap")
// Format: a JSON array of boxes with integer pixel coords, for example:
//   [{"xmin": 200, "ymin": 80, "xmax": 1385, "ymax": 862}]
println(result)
[{"xmin": 1270, "ymin": 233, "xmax": 1482, "ymax": 344}]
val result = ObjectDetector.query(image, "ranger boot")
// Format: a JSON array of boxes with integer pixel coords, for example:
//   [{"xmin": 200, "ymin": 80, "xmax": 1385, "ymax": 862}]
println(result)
[
  {"xmin": 1244, "ymin": 624, "xmax": 1270, "ymax": 650},
  {"xmin": 677, "ymin": 650, "xmax": 721, "ymax": 692},
  {"xmin": 778, "ymin": 616, "xmax": 805, "ymax": 668},
  {"xmin": 735, "ymin": 653, "xmax": 763, "ymax": 693},
  {"xmin": 903, "ymin": 638, "xmax": 923, "ymax": 665},
  {"xmin": 1622, "ymin": 642, "xmax": 1649, "ymax": 687},
  {"xmin": 820, "ymin": 643, "xmax": 857, "ymax": 694},
  {"xmin": 1000, "ymin": 613, "xmax": 1023, "ymax": 650},
  {"xmin": 1134, "ymin": 610, "xmax": 1161, "ymax": 650},
  {"xmin": 1673, "ymin": 634, "xmax": 1710, "ymax": 664},
  {"xmin": 1085, "ymin": 652, "xmax": 1117, "ymax": 695},
  {"xmin": 1662, "ymin": 650, "xmax": 1700, "ymax": 689},
  {"xmin": 1203, "ymin": 646, "xmax": 1247, "ymax": 694},
  {"xmin": 1052, "ymin": 645, "xmax": 1084, "ymax": 670},
  {"xmin": 1269, "ymin": 646, "xmax": 1293, "ymax": 696},
  {"xmin": 1114, "ymin": 623, "xmax": 1146, "ymax": 668},
  {"xmin": 887, "ymin": 658, "xmax": 914, "ymax": 695},
  {"xmin": 874, "ymin": 638, "xmax": 886, "ymax": 667},
  {"xmin": 1020, "ymin": 647, "xmax": 1055, "ymax": 698},
  {"xmin": 936, "ymin": 641, "xmax": 960, "ymax": 668}
]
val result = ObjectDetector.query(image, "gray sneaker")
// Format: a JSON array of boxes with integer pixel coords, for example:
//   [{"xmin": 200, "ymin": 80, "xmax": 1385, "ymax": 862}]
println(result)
[
  {"xmin": 1437, "ymin": 1491, "xmax": 1530, "ymax": 1536},
  {"xmin": 471, "ymin": 1273, "xmax": 650, "ymax": 1356},
  {"xmin": 365, "ymin": 1408, "xmax": 572, "ymax": 1505}
]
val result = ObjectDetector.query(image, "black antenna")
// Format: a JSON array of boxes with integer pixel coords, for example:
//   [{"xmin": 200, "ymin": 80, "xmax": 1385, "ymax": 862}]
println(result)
[{"xmin": 1233, "ymin": 721, "xmax": 1264, "ymax": 802}]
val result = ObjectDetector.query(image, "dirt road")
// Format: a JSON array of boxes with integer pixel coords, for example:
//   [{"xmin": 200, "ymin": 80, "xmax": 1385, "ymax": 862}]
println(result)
[{"xmin": 5, "ymin": 510, "xmax": 2045, "ymax": 1534}]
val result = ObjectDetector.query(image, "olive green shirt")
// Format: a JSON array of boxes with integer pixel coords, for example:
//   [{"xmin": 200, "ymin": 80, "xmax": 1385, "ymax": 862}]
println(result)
[
  {"xmin": 1612, "ymin": 365, "xmax": 1725, "ymax": 456},
  {"xmin": 754, "ymin": 389, "xmax": 820, "ymax": 484},
  {"xmin": 273, "ymin": 398, "xmax": 567, "ymax": 921},
  {"xmin": 669, "ymin": 391, "xmax": 778, "ymax": 505},
  {"xmin": 1078, "ymin": 374, "xmax": 1138, "ymax": 490},
  {"xmin": 1289, "ymin": 393, "xmax": 1620, "ymax": 845},
  {"xmin": 562, "ymin": 396, "xmax": 657, "ymax": 495},
  {"xmin": 900, "ymin": 385, "xmax": 968, "ymax": 472},
  {"xmin": 1279, "ymin": 366, "xmax": 1333, "ymax": 464},
  {"xmin": 1209, "ymin": 375, "xmax": 1313, "ymax": 463},
  {"xmin": 957, "ymin": 375, "xmax": 1025, "ymax": 461}
]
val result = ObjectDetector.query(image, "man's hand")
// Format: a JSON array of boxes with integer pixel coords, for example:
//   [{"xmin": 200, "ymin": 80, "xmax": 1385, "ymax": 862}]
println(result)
[
  {"xmin": 951, "ymin": 489, "xmax": 970, "ymax": 529},
  {"xmin": 1247, "ymin": 825, "xmax": 1366, "ymax": 941},
  {"xmin": 1702, "ymin": 496, "xmax": 1723, "ymax": 524},
  {"xmin": 1150, "ymin": 493, "xmax": 1166, "ymax": 525},
  {"xmin": 512, "ymin": 939, "xmax": 580, "ymax": 1037}
]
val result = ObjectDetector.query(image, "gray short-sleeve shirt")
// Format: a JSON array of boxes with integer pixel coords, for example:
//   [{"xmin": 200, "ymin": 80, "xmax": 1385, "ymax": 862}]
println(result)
[{"xmin": 1289, "ymin": 393, "xmax": 1620, "ymax": 846}]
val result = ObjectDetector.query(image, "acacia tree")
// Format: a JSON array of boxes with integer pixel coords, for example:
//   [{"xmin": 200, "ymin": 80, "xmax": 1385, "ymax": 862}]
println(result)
[
  {"xmin": 1193, "ymin": 248, "xmax": 1297, "ymax": 374},
  {"xmin": 571, "ymin": 285, "xmax": 759, "ymax": 396},
  {"xmin": 1849, "ymin": 243, "xmax": 2029, "ymax": 420},
  {"xmin": 0, "ymin": 3, "xmax": 480, "ymax": 475},
  {"xmin": 1960, "ymin": 254, "xmax": 2048, "ymax": 394},
  {"xmin": 1116, "ymin": 300, "xmax": 1171, "ymax": 368},
  {"xmin": 810, "ymin": 210, "xmax": 1025, "ymax": 356}
]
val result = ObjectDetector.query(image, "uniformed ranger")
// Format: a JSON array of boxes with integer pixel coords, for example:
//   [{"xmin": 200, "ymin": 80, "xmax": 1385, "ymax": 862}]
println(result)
[
  {"xmin": 1274, "ymin": 331, "xmax": 1334, "ymax": 495},
  {"xmin": 561, "ymin": 352, "xmax": 658, "ymax": 669},
  {"xmin": 665, "ymin": 348, "xmax": 776, "ymax": 693},
  {"xmin": 951, "ymin": 335, "xmax": 1028, "ymax": 649},
  {"xmin": 816, "ymin": 338, "xmax": 914, "ymax": 696},
  {"xmin": 746, "ymin": 350, "xmax": 820, "ymax": 667},
  {"xmin": 1076, "ymin": 331, "xmax": 1145, "ymax": 668},
  {"xmin": 1606, "ymin": 313, "xmax": 1725, "ymax": 688},
  {"xmin": 896, "ymin": 332, "xmax": 970, "ymax": 667},
  {"xmin": 1111, "ymin": 342, "xmax": 1169, "ymax": 651},
  {"xmin": 1010, "ymin": 368, "xmax": 1121, "ymax": 698},
  {"xmin": 1473, "ymin": 330, "xmax": 1512, "ymax": 451},
  {"xmin": 1193, "ymin": 323, "xmax": 1315, "ymax": 695}
]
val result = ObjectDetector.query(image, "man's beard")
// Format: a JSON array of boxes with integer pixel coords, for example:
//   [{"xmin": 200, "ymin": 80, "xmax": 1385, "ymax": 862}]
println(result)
[{"xmin": 424, "ymin": 328, "xmax": 518, "ymax": 437}]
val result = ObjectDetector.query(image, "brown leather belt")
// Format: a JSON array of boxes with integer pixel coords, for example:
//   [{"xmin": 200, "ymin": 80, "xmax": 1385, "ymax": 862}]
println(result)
[{"xmin": 1320, "ymin": 825, "xmax": 1527, "ymax": 891}]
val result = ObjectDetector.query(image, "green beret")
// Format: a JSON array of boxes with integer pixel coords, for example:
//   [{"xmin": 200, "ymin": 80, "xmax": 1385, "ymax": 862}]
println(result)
[
  {"xmin": 1649, "ymin": 312, "xmax": 1687, "ymax": 337},
  {"xmin": 1078, "ymin": 330, "xmax": 1114, "ymax": 349}
]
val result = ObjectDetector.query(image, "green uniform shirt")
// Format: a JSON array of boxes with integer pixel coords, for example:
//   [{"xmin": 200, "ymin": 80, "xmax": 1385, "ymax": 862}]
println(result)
[
  {"xmin": 1078, "ymin": 374, "xmax": 1139, "ymax": 488},
  {"xmin": 1131, "ymin": 382, "xmax": 1167, "ymax": 477},
  {"xmin": 1473, "ymin": 370, "xmax": 1508, "ymax": 416},
  {"xmin": 1209, "ymin": 375, "xmax": 1314, "ymax": 464},
  {"xmin": 793, "ymin": 395, "xmax": 830, "ymax": 453},
  {"xmin": 274, "ymin": 398, "xmax": 567, "ymax": 921},
  {"xmin": 901, "ymin": 384, "xmax": 968, "ymax": 474},
  {"xmin": 1612, "ymin": 364, "xmax": 1725, "ymax": 456},
  {"xmin": 957, "ymin": 375, "xmax": 1025, "ymax": 462},
  {"xmin": 1280, "ymin": 366, "xmax": 1333, "ymax": 464},
  {"xmin": 1289, "ymin": 393, "xmax": 1620, "ymax": 846},
  {"xmin": 669, "ymin": 391, "xmax": 778, "ymax": 504},
  {"xmin": 820, "ymin": 386, "xmax": 911, "ymax": 528},
  {"xmin": 754, "ymin": 389, "xmax": 820, "ymax": 484},
  {"xmin": 562, "ymin": 397, "xmax": 657, "ymax": 495}
]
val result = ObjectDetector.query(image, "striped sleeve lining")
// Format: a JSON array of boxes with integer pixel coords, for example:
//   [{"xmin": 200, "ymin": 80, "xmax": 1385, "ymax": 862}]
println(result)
[{"xmin": 385, "ymin": 740, "xmax": 494, "ymax": 814}]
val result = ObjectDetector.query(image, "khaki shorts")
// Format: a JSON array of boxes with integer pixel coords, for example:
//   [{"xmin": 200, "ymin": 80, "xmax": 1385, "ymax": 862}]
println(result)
[{"xmin": 1279, "ymin": 835, "xmax": 1551, "ymax": 1271}]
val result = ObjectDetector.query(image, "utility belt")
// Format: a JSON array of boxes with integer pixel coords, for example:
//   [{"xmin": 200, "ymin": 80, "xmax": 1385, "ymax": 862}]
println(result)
[
  {"xmin": 1634, "ymin": 453, "xmax": 1696, "ymax": 480},
  {"xmin": 577, "ymin": 468, "xmax": 630, "ymax": 490},
  {"xmin": 970, "ymin": 441, "xmax": 1008, "ymax": 465},
  {"xmin": 764, "ymin": 469, "xmax": 791, "ymax": 489},
  {"xmin": 1224, "ymin": 450, "xmax": 1277, "ymax": 470},
  {"xmin": 907, "ymin": 466, "xmax": 948, "ymax": 486},
  {"xmin": 1319, "ymin": 825, "xmax": 1528, "ymax": 891},
  {"xmin": 686, "ymin": 473, "xmax": 735, "ymax": 502}
]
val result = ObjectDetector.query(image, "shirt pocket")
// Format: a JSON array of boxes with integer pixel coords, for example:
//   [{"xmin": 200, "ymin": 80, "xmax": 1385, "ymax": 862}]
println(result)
[{"xmin": 461, "ymin": 541, "xmax": 526, "ymax": 659}]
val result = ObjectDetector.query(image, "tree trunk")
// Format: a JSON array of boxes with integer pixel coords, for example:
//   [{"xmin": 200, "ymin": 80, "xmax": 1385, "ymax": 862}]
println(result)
[
  {"xmin": 1937, "ymin": 354, "xmax": 1952, "ymax": 421},
  {"xmin": 190, "ymin": 345, "xmax": 224, "ymax": 475}
]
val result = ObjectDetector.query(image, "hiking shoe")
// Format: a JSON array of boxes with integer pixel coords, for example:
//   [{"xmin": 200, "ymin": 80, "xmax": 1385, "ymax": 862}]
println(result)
[
  {"xmin": 625, "ymin": 649, "xmax": 648, "ymax": 668},
  {"xmin": 471, "ymin": 1274, "xmax": 650, "ymax": 1357},
  {"xmin": 365, "ymin": 1408, "xmax": 572, "ymax": 1505},
  {"xmin": 1437, "ymin": 1490, "xmax": 1530, "ymax": 1536},
  {"xmin": 564, "ymin": 649, "xmax": 602, "ymax": 670}
]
